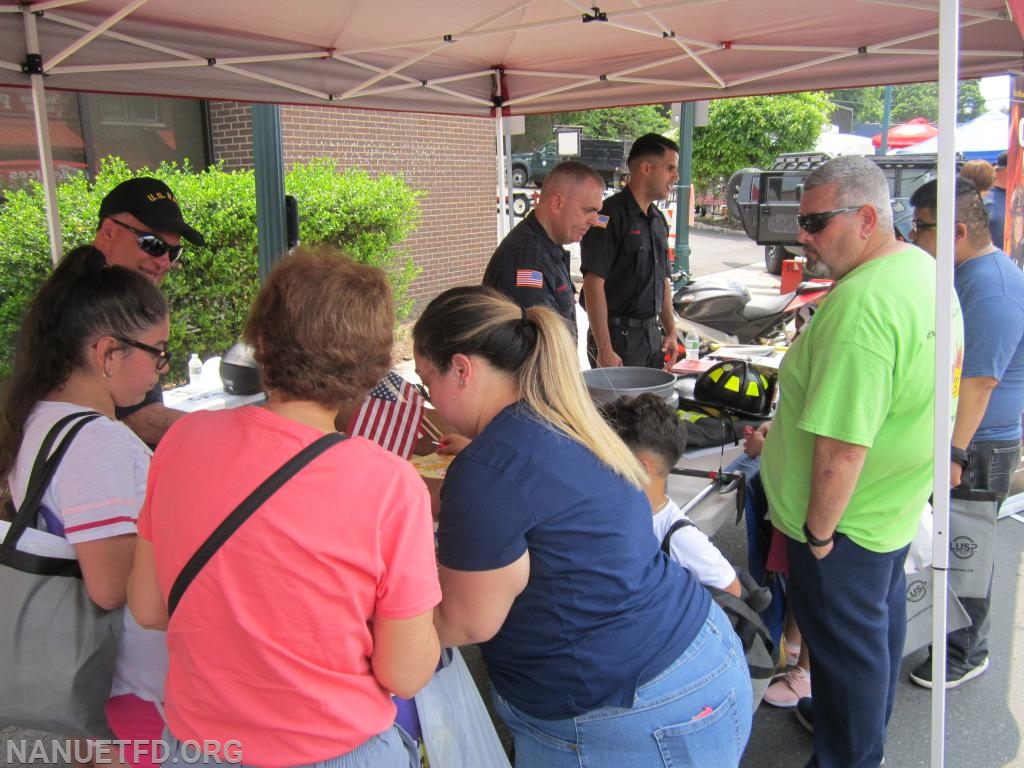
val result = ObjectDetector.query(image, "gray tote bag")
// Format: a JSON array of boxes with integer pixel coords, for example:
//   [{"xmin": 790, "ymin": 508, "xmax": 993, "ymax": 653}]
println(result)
[
  {"xmin": 0, "ymin": 412, "xmax": 121, "ymax": 738},
  {"xmin": 903, "ymin": 566, "xmax": 971, "ymax": 657},
  {"xmin": 948, "ymin": 487, "xmax": 999, "ymax": 600}
]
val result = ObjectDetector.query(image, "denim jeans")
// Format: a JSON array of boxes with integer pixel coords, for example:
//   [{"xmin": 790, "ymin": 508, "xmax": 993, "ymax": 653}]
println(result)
[
  {"xmin": 160, "ymin": 725, "xmax": 419, "ymax": 768},
  {"xmin": 491, "ymin": 602, "xmax": 752, "ymax": 767},
  {"xmin": 786, "ymin": 533, "xmax": 909, "ymax": 768},
  {"xmin": 947, "ymin": 438, "xmax": 1021, "ymax": 667}
]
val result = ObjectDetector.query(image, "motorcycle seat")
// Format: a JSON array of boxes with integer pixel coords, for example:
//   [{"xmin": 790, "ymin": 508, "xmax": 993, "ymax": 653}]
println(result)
[{"xmin": 739, "ymin": 293, "xmax": 794, "ymax": 321}]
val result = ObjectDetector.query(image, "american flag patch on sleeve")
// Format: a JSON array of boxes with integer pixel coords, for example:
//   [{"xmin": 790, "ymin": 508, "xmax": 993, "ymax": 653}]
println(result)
[
  {"xmin": 592, "ymin": 214, "xmax": 610, "ymax": 229},
  {"xmin": 516, "ymin": 269, "xmax": 544, "ymax": 288}
]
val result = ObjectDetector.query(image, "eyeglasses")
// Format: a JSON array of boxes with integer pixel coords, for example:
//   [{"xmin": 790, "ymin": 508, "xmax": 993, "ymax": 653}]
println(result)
[
  {"xmin": 110, "ymin": 219, "xmax": 183, "ymax": 263},
  {"xmin": 796, "ymin": 207, "xmax": 864, "ymax": 234},
  {"xmin": 911, "ymin": 220, "xmax": 937, "ymax": 232},
  {"xmin": 116, "ymin": 337, "xmax": 172, "ymax": 371}
]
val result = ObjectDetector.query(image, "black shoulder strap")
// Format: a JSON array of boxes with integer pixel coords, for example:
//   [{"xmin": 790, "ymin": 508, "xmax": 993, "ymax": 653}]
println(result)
[
  {"xmin": 2, "ymin": 411, "xmax": 102, "ymax": 578},
  {"xmin": 167, "ymin": 432, "xmax": 346, "ymax": 618},
  {"xmin": 4, "ymin": 411, "xmax": 102, "ymax": 547},
  {"xmin": 708, "ymin": 587, "xmax": 776, "ymax": 679},
  {"xmin": 660, "ymin": 516, "xmax": 696, "ymax": 555}
]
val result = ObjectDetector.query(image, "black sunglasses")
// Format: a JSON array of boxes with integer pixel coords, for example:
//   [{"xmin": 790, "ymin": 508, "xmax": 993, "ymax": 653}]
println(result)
[
  {"xmin": 110, "ymin": 219, "xmax": 184, "ymax": 263},
  {"xmin": 911, "ymin": 220, "xmax": 937, "ymax": 232},
  {"xmin": 116, "ymin": 337, "xmax": 172, "ymax": 371},
  {"xmin": 796, "ymin": 207, "xmax": 864, "ymax": 234}
]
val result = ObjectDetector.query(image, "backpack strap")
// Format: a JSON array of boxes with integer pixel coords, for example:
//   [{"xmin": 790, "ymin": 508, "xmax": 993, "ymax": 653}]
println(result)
[
  {"xmin": 660, "ymin": 516, "xmax": 696, "ymax": 555},
  {"xmin": 708, "ymin": 587, "xmax": 776, "ymax": 680},
  {"xmin": 1, "ymin": 411, "xmax": 103, "ymax": 577},
  {"xmin": 660, "ymin": 518, "xmax": 776, "ymax": 679},
  {"xmin": 167, "ymin": 431, "xmax": 346, "ymax": 618}
]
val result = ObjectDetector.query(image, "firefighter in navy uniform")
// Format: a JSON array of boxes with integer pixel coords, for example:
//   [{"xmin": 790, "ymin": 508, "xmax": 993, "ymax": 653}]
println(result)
[
  {"xmin": 483, "ymin": 160, "xmax": 606, "ymax": 337},
  {"xmin": 581, "ymin": 133, "xmax": 679, "ymax": 369}
]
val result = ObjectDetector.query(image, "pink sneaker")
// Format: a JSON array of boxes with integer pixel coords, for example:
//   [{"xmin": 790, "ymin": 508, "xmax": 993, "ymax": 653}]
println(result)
[{"xmin": 764, "ymin": 666, "xmax": 811, "ymax": 708}]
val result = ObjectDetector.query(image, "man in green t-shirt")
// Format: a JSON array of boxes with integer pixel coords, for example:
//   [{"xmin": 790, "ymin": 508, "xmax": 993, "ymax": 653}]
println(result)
[{"xmin": 760, "ymin": 155, "xmax": 963, "ymax": 768}]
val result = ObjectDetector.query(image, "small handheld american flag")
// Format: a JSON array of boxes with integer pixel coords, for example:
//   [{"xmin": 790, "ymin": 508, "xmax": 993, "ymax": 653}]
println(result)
[{"xmin": 347, "ymin": 371, "xmax": 426, "ymax": 460}]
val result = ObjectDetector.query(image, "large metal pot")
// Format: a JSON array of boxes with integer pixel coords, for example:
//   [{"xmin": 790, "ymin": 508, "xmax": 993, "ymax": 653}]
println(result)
[{"xmin": 582, "ymin": 366, "xmax": 678, "ymax": 408}]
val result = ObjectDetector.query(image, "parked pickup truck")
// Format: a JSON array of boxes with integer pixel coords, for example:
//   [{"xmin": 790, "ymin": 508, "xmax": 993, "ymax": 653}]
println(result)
[
  {"xmin": 727, "ymin": 151, "xmax": 943, "ymax": 274},
  {"xmin": 511, "ymin": 138, "xmax": 629, "ymax": 188}
]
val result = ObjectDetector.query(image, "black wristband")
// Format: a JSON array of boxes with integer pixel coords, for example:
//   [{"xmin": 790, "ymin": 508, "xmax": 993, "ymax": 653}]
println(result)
[
  {"xmin": 803, "ymin": 522, "xmax": 834, "ymax": 547},
  {"xmin": 950, "ymin": 446, "xmax": 969, "ymax": 470}
]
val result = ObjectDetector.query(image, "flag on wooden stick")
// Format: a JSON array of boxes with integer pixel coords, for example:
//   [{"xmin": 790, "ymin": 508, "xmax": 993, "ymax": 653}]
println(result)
[{"xmin": 347, "ymin": 371, "xmax": 426, "ymax": 460}]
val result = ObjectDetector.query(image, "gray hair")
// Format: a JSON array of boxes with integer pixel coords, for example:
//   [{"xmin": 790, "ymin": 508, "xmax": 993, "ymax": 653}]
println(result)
[
  {"xmin": 540, "ymin": 160, "xmax": 605, "ymax": 197},
  {"xmin": 804, "ymin": 155, "xmax": 893, "ymax": 232}
]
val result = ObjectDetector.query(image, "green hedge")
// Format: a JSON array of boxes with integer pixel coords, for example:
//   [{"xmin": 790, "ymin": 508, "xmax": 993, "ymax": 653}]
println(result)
[{"xmin": 0, "ymin": 157, "xmax": 422, "ymax": 382}]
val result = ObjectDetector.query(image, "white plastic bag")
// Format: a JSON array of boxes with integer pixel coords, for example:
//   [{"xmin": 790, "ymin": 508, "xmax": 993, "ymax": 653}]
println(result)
[{"xmin": 415, "ymin": 648, "xmax": 512, "ymax": 768}]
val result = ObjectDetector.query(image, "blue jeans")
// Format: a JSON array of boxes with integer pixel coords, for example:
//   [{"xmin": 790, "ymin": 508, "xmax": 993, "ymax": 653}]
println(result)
[
  {"xmin": 160, "ymin": 725, "xmax": 418, "ymax": 768},
  {"xmin": 786, "ymin": 533, "xmax": 909, "ymax": 768},
  {"xmin": 492, "ymin": 602, "xmax": 752, "ymax": 767},
  {"xmin": 947, "ymin": 438, "xmax": 1020, "ymax": 667}
]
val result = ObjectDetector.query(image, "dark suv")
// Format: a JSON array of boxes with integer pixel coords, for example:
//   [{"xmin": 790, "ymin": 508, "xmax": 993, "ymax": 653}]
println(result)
[
  {"xmin": 727, "ymin": 152, "xmax": 943, "ymax": 274},
  {"xmin": 511, "ymin": 138, "xmax": 629, "ymax": 188}
]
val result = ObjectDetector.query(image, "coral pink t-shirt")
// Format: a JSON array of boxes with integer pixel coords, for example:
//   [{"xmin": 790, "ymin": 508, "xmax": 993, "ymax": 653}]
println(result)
[{"xmin": 138, "ymin": 406, "xmax": 440, "ymax": 766}]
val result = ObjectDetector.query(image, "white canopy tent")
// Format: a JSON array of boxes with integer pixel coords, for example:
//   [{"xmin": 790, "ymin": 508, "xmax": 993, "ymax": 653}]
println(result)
[
  {"xmin": 896, "ymin": 108, "xmax": 1010, "ymax": 160},
  {"xmin": 1, "ymin": 2, "xmax": 1021, "ymax": 764}
]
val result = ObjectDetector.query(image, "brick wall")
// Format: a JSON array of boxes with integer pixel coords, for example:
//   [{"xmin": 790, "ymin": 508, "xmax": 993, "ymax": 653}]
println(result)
[{"xmin": 208, "ymin": 102, "xmax": 497, "ymax": 313}]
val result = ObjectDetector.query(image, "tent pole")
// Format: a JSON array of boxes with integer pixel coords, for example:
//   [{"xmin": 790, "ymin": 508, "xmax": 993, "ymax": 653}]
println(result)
[
  {"xmin": 931, "ymin": 0, "xmax": 960, "ymax": 764},
  {"xmin": 22, "ymin": 8, "xmax": 63, "ymax": 266},
  {"xmin": 252, "ymin": 103, "xmax": 287, "ymax": 280},
  {"xmin": 494, "ymin": 70, "xmax": 510, "ymax": 239}
]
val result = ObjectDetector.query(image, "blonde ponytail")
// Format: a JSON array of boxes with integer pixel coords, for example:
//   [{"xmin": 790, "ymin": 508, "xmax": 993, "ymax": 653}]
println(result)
[{"xmin": 413, "ymin": 287, "xmax": 646, "ymax": 488}]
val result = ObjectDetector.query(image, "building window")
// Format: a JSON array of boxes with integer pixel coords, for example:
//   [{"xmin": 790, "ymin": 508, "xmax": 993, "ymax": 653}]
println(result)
[{"xmin": 0, "ymin": 88, "xmax": 209, "ymax": 196}]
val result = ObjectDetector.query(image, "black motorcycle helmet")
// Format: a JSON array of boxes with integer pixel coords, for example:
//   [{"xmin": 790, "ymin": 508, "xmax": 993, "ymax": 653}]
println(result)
[
  {"xmin": 693, "ymin": 359, "xmax": 772, "ymax": 417},
  {"xmin": 219, "ymin": 341, "xmax": 263, "ymax": 395}
]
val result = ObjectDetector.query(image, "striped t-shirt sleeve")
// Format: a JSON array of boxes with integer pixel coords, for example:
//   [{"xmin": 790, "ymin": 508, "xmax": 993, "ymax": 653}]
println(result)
[{"xmin": 47, "ymin": 419, "xmax": 150, "ymax": 545}]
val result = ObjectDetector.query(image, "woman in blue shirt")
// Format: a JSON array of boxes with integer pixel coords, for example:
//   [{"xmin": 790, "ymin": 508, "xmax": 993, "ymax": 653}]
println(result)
[{"xmin": 413, "ymin": 286, "xmax": 751, "ymax": 767}]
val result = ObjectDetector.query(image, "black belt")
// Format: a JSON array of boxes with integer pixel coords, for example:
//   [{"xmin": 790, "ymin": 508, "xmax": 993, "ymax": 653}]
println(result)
[{"xmin": 608, "ymin": 316, "xmax": 657, "ymax": 329}]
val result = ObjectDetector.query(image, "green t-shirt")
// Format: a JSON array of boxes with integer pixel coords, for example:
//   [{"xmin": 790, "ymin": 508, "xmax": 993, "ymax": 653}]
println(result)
[{"xmin": 762, "ymin": 246, "xmax": 963, "ymax": 552}]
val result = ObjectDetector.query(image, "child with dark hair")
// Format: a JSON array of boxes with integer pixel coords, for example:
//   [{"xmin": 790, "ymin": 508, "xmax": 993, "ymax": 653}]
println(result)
[{"xmin": 600, "ymin": 393, "xmax": 741, "ymax": 597}]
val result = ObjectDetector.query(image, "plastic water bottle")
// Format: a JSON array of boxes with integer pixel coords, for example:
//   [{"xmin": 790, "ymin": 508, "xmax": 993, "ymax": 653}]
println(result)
[
  {"xmin": 188, "ymin": 353, "xmax": 203, "ymax": 387},
  {"xmin": 684, "ymin": 331, "xmax": 700, "ymax": 361}
]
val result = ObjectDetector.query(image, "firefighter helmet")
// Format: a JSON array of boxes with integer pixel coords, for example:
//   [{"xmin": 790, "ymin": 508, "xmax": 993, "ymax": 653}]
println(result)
[{"xmin": 693, "ymin": 359, "xmax": 772, "ymax": 417}]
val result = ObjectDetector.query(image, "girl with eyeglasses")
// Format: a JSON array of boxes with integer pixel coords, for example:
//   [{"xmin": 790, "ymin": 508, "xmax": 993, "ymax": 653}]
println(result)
[{"xmin": 0, "ymin": 254, "xmax": 171, "ymax": 764}]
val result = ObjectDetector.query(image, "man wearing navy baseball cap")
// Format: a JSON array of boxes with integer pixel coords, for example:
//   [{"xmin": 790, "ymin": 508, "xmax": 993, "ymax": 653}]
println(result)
[
  {"xmin": 92, "ymin": 176, "xmax": 204, "ymax": 285},
  {"xmin": 66, "ymin": 177, "xmax": 205, "ymax": 443}
]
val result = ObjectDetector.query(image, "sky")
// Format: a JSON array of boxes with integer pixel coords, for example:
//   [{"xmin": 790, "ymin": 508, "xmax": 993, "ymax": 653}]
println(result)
[{"xmin": 981, "ymin": 74, "xmax": 1010, "ymax": 112}]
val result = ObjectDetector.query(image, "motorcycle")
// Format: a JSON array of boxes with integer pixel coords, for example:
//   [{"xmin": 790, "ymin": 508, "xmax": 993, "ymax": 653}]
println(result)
[{"xmin": 672, "ymin": 276, "xmax": 832, "ymax": 344}]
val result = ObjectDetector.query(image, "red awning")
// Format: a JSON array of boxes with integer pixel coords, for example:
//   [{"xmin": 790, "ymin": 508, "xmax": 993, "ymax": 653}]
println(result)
[
  {"xmin": 0, "ymin": 120, "xmax": 83, "ymax": 150},
  {"xmin": 872, "ymin": 118, "xmax": 939, "ymax": 150}
]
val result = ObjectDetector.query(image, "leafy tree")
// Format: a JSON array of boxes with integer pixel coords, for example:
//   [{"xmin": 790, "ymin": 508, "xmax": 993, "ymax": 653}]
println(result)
[
  {"xmin": 549, "ymin": 105, "xmax": 672, "ymax": 140},
  {"xmin": 513, "ymin": 106, "xmax": 672, "ymax": 151},
  {"xmin": 829, "ymin": 80, "xmax": 986, "ymax": 125},
  {"xmin": 690, "ymin": 92, "xmax": 833, "ymax": 197}
]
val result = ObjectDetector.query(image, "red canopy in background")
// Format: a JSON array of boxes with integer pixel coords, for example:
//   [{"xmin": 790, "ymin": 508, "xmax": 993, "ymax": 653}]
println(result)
[{"xmin": 872, "ymin": 117, "xmax": 939, "ymax": 149}]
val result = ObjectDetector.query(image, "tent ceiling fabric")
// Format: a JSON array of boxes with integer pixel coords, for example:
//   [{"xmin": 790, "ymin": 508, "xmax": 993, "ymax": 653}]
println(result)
[{"xmin": 0, "ymin": 1, "xmax": 1021, "ymax": 117}]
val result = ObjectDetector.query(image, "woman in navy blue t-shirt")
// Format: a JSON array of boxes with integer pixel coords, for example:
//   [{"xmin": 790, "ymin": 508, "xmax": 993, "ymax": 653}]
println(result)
[{"xmin": 413, "ymin": 286, "xmax": 752, "ymax": 767}]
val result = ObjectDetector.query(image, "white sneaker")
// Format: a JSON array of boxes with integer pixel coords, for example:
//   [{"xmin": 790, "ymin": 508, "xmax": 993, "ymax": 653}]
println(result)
[{"xmin": 764, "ymin": 666, "xmax": 811, "ymax": 708}]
